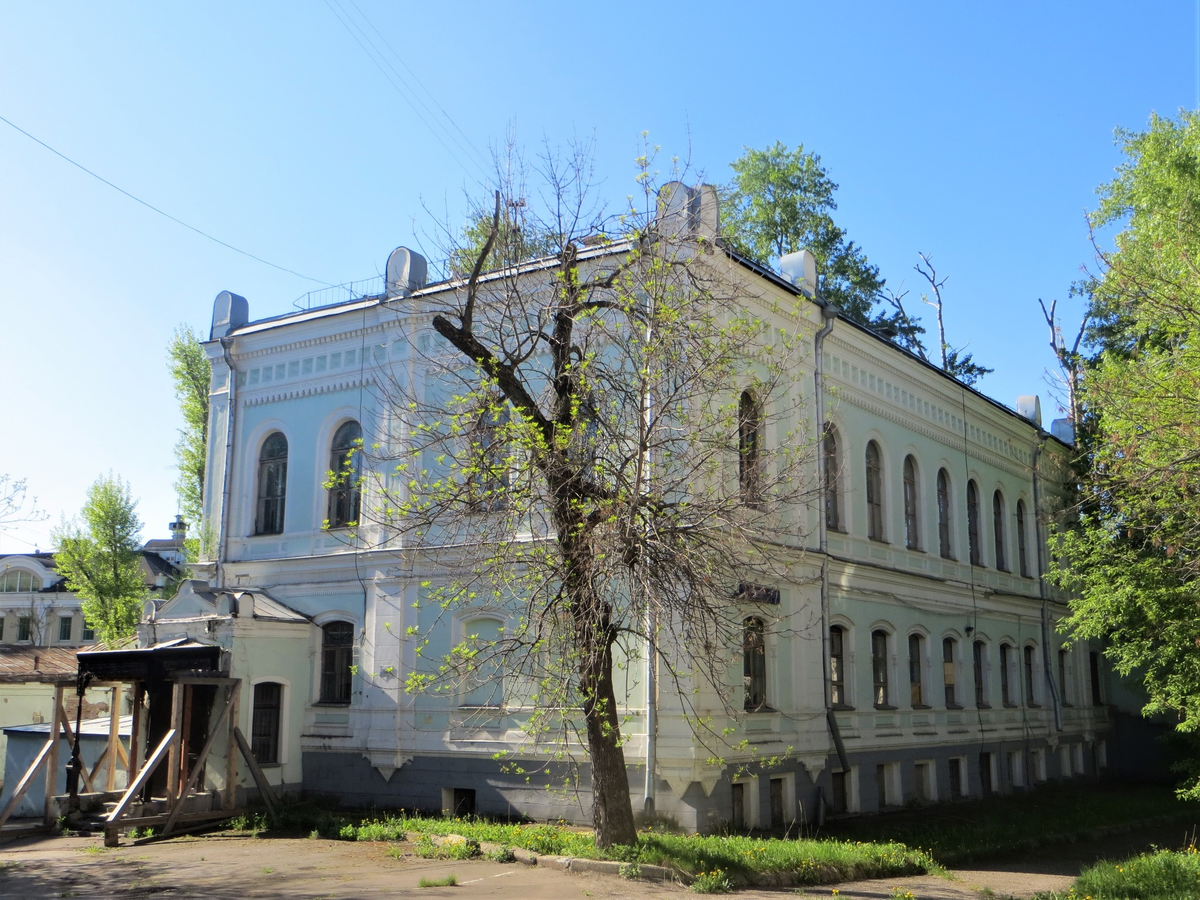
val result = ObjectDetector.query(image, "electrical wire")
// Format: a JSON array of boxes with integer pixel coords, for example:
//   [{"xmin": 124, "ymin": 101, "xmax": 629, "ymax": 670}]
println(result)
[
  {"xmin": 0, "ymin": 113, "xmax": 333, "ymax": 285},
  {"xmin": 321, "ymin": 0, "xmax": 488, "ymax": 182}
]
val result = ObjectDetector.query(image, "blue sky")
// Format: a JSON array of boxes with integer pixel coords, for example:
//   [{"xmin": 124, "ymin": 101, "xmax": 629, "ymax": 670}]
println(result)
[{"xmin": 0, "ymin": 1, "xmax": 1194, "ymax": 553}]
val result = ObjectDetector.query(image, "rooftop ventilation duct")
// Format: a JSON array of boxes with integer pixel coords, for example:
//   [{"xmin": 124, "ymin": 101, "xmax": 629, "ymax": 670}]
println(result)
[
  {"xmin": 1050, "ymin": 418, "xmax": 1075, "ymax": 445},
  {"xmin": 656, "ymin": 182, "xmax": 719, "ymax": 241},
  {"xmin": 210, "ymin": 291, "xmax": 249, "ymax": 340},
  {"xmin": 386, "ymin": 247, "xmax": 428, "ymax": 299},
  {"xmin": 779, "ymin": 249, "xmax": 819, "ymax": 299},
  {"xmin": 1016, "ymin": 395, "xmax": 1042, "ymax": 427}
]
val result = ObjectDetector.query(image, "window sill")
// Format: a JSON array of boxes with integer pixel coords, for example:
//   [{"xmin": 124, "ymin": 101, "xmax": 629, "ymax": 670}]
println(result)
[
  {"xmin": 874, "ymin": 704, "xmax": 897, "ymax": 711},
  {"xmin": 744, "ymin": 706, "xmax": 777, "ymax": 714},
  {"xmin": 906, "ymin": 545, "xmax": 925, "ymax": 554},
  {"xmin": 945, "ymin": 703, "xmax": 963, "ymax": 710},
  {"xmin": 868, "ymin": 537, "xmax": 890, "ymax": 546},
  {"xmin": 911, "ymin": 704, "xmax": 932, "ymax": 710},
  {"xmin": 1003, "ymin": 702, "xmax": 1019, "ymax": 709},
  {"xmin": 313, "ymin": 701, "xmax": 351, "ymax": 708},
  {"xmin": 831, "ymin": 703, "xmax": 855, "ymax": 712},
  {"xmin": 975, "ymin": 703, "xmax": 991, "ymax": 710}
]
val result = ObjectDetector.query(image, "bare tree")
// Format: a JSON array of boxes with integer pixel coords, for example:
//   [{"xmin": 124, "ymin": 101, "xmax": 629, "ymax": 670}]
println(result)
[
  {"xmin": 1038, "ymin": 297, "xmax": 1090, "ymax": 427},
  {"xmin": 914, "ymin": 253, "xmax": 992, "ymax": 386},
  {"xmin": 0, "ymin": 475, "xmax": 47, "ymax": 534},
  {"xmin": 354, "ymin": 145, "xmax": 822, "ymax": 846}
]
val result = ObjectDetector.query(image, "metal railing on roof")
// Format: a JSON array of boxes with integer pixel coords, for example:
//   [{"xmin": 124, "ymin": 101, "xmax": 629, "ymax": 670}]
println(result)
[{"xmin": 292, "ymin": 276, "xmax": 386, "ymax": 312}]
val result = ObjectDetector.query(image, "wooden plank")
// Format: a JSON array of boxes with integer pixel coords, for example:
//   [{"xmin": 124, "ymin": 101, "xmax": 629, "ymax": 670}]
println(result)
[
  {"xmin": 105, "ymin": 687, "xmax": 120, "ymax": 791},
  {"xmin": 232, "ymin": 726, "xmax": 278, "ymax": 823},
  {"xmin": 223, "ymin": 681, "xmax": 241, "ymax": 810},
  {"xmin": 178, "ymin": 684, "xmax": 193, "ymax": 799},
  {"xmin": 105, "ymin": 729, "xmax": 177, "ymax": 826},
  {"xmin": 44, "ymin": 684, "xmax": 64, "ymax": 825},
  {"xmin": 127, "ymin": 683, "xmax": 142, "ymax": 792},
  {"xmin": 161, "ymin": 685, "xmax": 238, "ymax": 836},
  {"xmin": 113, "ymin": 809, "xmax": 236, "ymax": 829},
  {"xmin": 166, "ymin": 681, "xmax": 184, "ymax": 801},
  {"xmin": 87, "ymin": 744, "xmax": 111, "ymax": 787},
  {"xmin": 0, "ymin": 738, "xmax": 54, "ymax": 829}
]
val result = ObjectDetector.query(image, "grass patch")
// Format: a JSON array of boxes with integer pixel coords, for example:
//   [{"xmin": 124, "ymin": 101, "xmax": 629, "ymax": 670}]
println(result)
[
  {"xmin": 418, "ymin": 874, "xmax": 458, "ymax": 887},
  {"xmin": 1034, "ymin": 846, "xmax": 1200, "ymax": 899},
  {"xmin": 823, "ymin": 784, "xmax": 1200, "ymax": 864}
]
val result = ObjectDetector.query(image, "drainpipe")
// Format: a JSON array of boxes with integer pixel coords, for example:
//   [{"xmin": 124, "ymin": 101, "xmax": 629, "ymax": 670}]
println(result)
[
  {"xmin": 1031, "ymin": 435, "xmax": 1063, "ymax": 732},
  {"xmin": 813, "ymin": 303, "xmax": 851, "ymax": 774},
  {"xmin": 216, "ymin": 337, "xmax": 238, "ymax": 590}
]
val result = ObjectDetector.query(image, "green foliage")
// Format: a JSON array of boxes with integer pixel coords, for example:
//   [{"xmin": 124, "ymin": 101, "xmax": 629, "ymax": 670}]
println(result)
[
  {"xmin": 691, "ymin": 868, "xmax": 734, "ymax": 893},
  {"xmin": 52, "ymin": 474, "xmax": 145, "ymax": 644},
  {"xmin": 1034, "ymin": 847, "xmax": 1200, "ymax": 899},
  {"xmin": 1049, "ymin": 111, "xmax": 1200, "ymax": 790},
  {"xmin": 721, "ymin": 142, "xmax": 920, "ymax": 350},
  {"xmin": 167, "ymin": 324, "xmax": 210, "ymax": 545},
  {"xmin": 418, "ymin": 873, "xmax": 458, "ymax": 887}
]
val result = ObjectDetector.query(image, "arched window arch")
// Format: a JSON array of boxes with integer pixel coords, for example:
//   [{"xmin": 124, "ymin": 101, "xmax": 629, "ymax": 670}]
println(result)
[
  {"xmin": 743, "ymin": 616, "xmax": 767, "ymax": 711},
  {"xmin": 908, "ymin": 632, "xmax": 926, "ymax": 706},
  {"xmin": 942, "ymin": 637, "xmax": 959, "ymax": 707},
  {"xmin": 973, "ymin": 639, "xmax": 989, "ymax": 707},
  {"xmin": 937, "ymin": 468, "xmax": 953, "ymax": 559},
  {"xmin": 460, "ymin": 617, "xmax": 505, "ymax": 707},
  {"xmin": 829, "ymin": 624, "xmax": 847, "ymax": 706},
  {"xmin": 255, "ymin": 431, "xmax": 288, "ymax": 536},
  {"xmin": 738, "ymin": 391, "xmax": 762, "ymax": 504},
  {"xmin": 993, "ymin": 490, "xmax": 1008, "ymax": 571},
  {"xmin": 320, "ymin": 620, "xmax": 354, "ymax": 704},
  {"xmin": 823, "ymin": 424, "xmax": 841, "ymax": 532},
  {"xmin": 327, "ymin": 421, "xmax": 363, "ymax": 528},
  {"xmin": 903, "ymin": 455, "xmax": 920, "ymax": 550},
  {"xmin": 865, "ymin": 441, "xmax": 884, "ymax": 541},
  {"xmin": 1016, "ymin": 499, "xmax": 1031, "ymax": 577},
  {"xmin": 871, "ymin": 629, "xmax": 891, "ymax": 707},
  {"xmin": 0, "ymin": 569, "xmax": 40, "ymax": 592},
  {"xmin": 967, "ymin": 480, "xmax": 982, "ymax": 566}
]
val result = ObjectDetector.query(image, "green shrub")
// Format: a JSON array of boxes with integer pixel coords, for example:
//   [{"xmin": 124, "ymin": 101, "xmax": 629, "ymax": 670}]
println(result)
[{"xmin": 691, "ymin": 868, "xmax": 734, "ymax": 893}]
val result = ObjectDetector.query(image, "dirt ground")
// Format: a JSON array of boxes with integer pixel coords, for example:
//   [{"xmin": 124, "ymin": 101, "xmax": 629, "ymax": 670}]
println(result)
[{"xmin": 0, "ymin": 823, "xmax": 1193, "ymax": 900}]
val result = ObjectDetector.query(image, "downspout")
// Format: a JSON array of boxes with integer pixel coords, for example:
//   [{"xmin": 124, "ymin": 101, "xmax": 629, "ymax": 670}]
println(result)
[
  {"xmin": 216, "ymin": 336, "xmax": 238, "ymax": 590},
  {"xmin": 1031, "ymin": 435, "xmax": 1063, "ymax": 732},
  {"xmin": 814, "ymin": 303, "xmax": 850, "ymax": 774}
]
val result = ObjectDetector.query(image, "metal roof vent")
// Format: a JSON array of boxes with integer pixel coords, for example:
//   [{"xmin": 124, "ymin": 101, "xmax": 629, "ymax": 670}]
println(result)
[
  {"xmin": 386, "ymin": 247, "xmax": 428, "ymax": 299},
  {"xmin": 210, "ymin": 291, "xmax": 249, "ymax": 341},
  {"xmin": 780, "ymin": 249, "xmax": 818, "ymax": 299},
  {"xmin": 1051, "ymin": 418, "xmax": 1075, "ymax": 444},
  {"xmin": 1016, "ymin": 395, "xmax": 1042, "ymax": 427}
]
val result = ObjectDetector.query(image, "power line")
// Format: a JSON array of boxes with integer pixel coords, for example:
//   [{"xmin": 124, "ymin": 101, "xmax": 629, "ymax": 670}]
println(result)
[
  {"xmin": 0, "ymin": 113, "xmax": 333, "ymax": 285},
  {"xmin": 344, "ymin": 0, "xmax": 489, "ymax": 168},
  {"xmin": 322, "ymin": 0, "xmax": 489, "ymax": 181}
]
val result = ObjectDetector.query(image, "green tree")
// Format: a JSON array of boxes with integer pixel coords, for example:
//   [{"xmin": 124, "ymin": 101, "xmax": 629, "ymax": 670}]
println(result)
[
  {"xmin": 168, "ymin": 324, "xmax": 210, "ymax": 550},
  {"xmin": 53, "ymin": 475, "xmax": 146, "ymax": 644},
  {"xmin": 722, "ymin": 142, "xmax": 925, "ymax": 352},
  {"xmin": 1049, "ymin": 110, "xmax": 1200, "ymax": 793},
  {"xmin": 364, "ymin": 149, "xmax": 820, "ymax": 847}
]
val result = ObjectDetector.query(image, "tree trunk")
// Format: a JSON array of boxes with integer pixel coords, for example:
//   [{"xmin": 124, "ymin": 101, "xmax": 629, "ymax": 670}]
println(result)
[{"xmin": 581, "ymin": 635, "xmax": 638, "ymax": 848}]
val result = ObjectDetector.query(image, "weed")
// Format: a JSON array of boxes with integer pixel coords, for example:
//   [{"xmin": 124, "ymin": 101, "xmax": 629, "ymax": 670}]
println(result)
[
  {"xmin": 418, "ymin": 873, "xmax": 458, "ymax": 887},
  {"xmin": 691, "ymin": 868, "xmax": 734, "ymax": 893},
  {"xmin": 485, "ymin": 845, "xmax": 516, "ymax": 862},
  {"xmin": 890, "ymin": 889, "xmax": 917, "ymax": 899},
  {"xmin": 386, "ymin": 845, "xmax": 405, "ymax": 859},
  {"xmin": 619, "ymin": 861, "xmax": 642, "ymax": 879},
  {"xmin": 1033, "ymin": 846, "xmax": 1200, "ymax": 900},
  {"xmin": 81, "ymin": 846, "xmax": 106, "ymax": 855},
  {"xmin": 261, "ymin": 866, "xmax": 274, "ymax": 874}
]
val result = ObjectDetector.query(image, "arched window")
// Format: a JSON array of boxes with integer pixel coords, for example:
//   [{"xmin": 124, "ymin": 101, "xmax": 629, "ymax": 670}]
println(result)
[
  {"xmin": 461, "ymin": 618, "xmax": 504, "ymax": 707},
  {"xmin": 966, "ymin": 480, "xmax": 982, "ymax": 566},
  {"xmin": 993, "ymin": 490, "xmax": 1008, "ymax": 571},
  {"xmin": 871, "ymin": 629, "xmax": 890, "ymax": 707},
  {"xmin": 903, "ymin": 455, "xmax": 920, "ymax": 550},
  {"xmin": 830, "ymin": 625, "xmax": 846, "ymax": 706},
  {"xmin": 937, "ymin": 469, "xmax": 953, "ymax": 559},
  {"xmin": 1058, "ymin": 648, "xmax": 1072, "ymax": 706},
  {"xmin": 865, "ymin": 441, "xmax": 884, "ymax": 541},
  {"xmin": 973, "ymin": 640, "xmax": 988, "ymax": 707},
  {"xmin": 1000, "ymin": 643, "xmax": 1014, "ymax": 705},
  {"xmin": 1023, "ymin": 645, "xmax": 1038, "ymax": 706},
  {"xmin": 255, "ymin": 432, "xmax": 288, "ymax": 535},
  {"xmin": 1016, "ymin": 499, "xmax": 1031, "ymax": 577},
  {"xmin": 251, "ymin": 681, "xmax": 283, "ymax": 764},
  {"xmin": 908, "ymin": 633, "xmax": 925, "ymax": 706},
  {"xmin": 738, "ymin": 391, "xmax": 762, "ymax": 504},
  {"xmin": 743, "ymin": 617, "xmax": 767, "ymax": 711},
  {"xmin": 471, "ymin": 406, "xmax": 510, "ymax": 509},
  {"xmin": 943, "ymin": 637, "xmax": 958, "ymax": 707},
  {"xmin": 327, "ymin": 421, "xmax": 363, "ymax": 528},
  {"xmin": 0, "ymin": 569, "xmax": 40, "ymax": 592},
  {"xmin": 320, "ymin": 621, "xmax": 354, "ymax": 704},
  {"xmin": 823, "ymin": 425, "xmax": 841, "ymax": 531}
]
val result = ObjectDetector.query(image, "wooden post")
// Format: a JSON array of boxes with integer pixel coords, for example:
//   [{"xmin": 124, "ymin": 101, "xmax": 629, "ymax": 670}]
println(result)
[
  {"xmin": 44, "ymin": 683, "xmax": 64, "ymax": 825},
  {"xmin": 165, "ymin": 681, "xmax": 184, "ymax": 801},
  {"xmin": 178, "ymin": 684, "xmax": 193, "ymax": 799},
  {"xmin": 127, "ymin": 683, "xmax": 143, "ymax": 794},
  {"xmin": 104, "ymin": 728, "xmax": 177, "ymax": 847},
  {"xmin": 232, "ymin": 726, "xmax": 278, "ymax": 823},
  {"xmin": 105, "ymin": 687, "xmax": 120, "ymax": 791},
  {"xmin": 161, "ymin": 687, "xmax": 239, "ymax": 835},
  {"xmin": 223, "ymin": 681, "xmax": 241, "ymax": 810}
]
